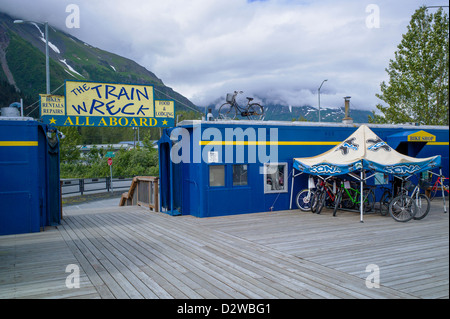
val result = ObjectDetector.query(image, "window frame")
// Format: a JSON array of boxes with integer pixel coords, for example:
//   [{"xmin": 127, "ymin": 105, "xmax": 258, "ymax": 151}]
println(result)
[
  {"xmin": 208, "ymin": 164, "xmax": 226, "ymax": 188},
  {"xmin": 232, "ymin": 164, "xmax": 248, "ymax": 187},
  {"xmin": 263, "ymin": 162, "xmax": 288, "ymax": 194}
]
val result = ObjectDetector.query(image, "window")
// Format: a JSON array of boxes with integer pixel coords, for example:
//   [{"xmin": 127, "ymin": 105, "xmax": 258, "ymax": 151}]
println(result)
[
  {"xmin": 209, "ymin": 165, "xmax": 225, "ymax": 187},
  {"xmin": 233, "ymin": 164, "xmax": 248, "ymax": 186},
  {"xmin": 264, "ymin": 163, "xmax": 288, "ymax": 193}
]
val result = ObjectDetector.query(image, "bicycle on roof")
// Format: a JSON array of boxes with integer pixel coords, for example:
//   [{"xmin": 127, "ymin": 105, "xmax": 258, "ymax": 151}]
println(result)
[{"xmin": 218, "ymin": 91, "xmax": 264, "ymax": 120}]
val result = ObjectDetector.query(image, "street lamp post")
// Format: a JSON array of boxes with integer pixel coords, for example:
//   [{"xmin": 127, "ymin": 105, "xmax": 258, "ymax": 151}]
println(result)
[
  {"xmin": 14, "ymin": 19, "xmax": 50, "ymax": 94},
  {"xmin": 318, "ymin": 79, "xmax": 328, "ymax": 123}
]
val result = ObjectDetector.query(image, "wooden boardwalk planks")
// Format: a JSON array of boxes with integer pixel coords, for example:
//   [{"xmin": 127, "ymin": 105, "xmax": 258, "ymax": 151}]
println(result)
[
  {"xmin": 0, "ymin": 229, "xmax": 100, "ymax": 299},
  {"xmin": 0, "ymin": 198, "xmax": 448, "ymax": 299}
]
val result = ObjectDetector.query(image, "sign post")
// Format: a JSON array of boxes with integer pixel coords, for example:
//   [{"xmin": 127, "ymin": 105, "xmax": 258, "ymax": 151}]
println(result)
[{"xmin": 108, "ymin": 157, "xmax": 113, "ymax": 192}]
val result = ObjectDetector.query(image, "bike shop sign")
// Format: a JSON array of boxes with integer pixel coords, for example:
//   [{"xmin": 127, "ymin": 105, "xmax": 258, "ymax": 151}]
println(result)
[{"xmin": 40, "ymin": 80, "xmax": 175, "ymax": 127}]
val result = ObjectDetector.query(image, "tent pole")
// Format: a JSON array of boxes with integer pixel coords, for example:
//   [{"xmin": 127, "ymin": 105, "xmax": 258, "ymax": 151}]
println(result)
[
  {"xmin": 290, "ymin": 168, "xmax": 295, "ymax": 210},
  {"xmin": 440, "ymin": 168, "xmax": 447, "ymax": 213},
  {"xmin": 360, "ymin": 169, "xmax": 364, "ymax": 223}
]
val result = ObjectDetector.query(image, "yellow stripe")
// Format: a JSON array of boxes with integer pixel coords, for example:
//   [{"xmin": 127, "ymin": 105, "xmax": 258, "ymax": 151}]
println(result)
[
  {"xmin": 0, "ymin": 141, "xmax": 38, "ymax": 147},
  {"xmin": 199, "ymin": 141, "xmax": 449, "ymax": 146},
  {"xmin": 199, "ymin": 141, "xmax": 340, "ymax": 146},
  {"xmin": 427, "ymin": 142, "xmax": 449, "ymax": 146}
]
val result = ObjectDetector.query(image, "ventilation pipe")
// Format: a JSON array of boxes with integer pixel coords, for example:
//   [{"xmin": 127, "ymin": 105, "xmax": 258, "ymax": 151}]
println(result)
[{"xmin": 342, "ymin": 96, "xmax": 353, "ymax": 124}]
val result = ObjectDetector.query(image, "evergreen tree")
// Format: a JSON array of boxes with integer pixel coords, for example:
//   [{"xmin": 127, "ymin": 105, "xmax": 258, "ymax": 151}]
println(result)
[{"xmin": 370, "ymin": 6, "xmax": 449, "ymax": 125}]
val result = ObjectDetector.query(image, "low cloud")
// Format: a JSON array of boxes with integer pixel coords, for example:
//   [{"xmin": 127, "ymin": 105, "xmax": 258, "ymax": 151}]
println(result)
[{"xmin": 0, "ymin": 0, "xmax": 429, "ymax": 110}]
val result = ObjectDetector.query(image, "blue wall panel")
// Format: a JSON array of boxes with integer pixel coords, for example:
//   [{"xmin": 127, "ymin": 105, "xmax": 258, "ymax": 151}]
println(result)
[
  {"xmin": 161, "ymin": 122, "xmax": 449, "ymax": 218},
  {"xmin": 0, "ymin": 119, "xmax": 60, "ymax": 236}
]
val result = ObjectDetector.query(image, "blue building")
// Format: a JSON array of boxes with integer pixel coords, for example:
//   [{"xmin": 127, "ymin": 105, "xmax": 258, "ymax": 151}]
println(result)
[
  {"xmin": 0, "ymin": 117, "xmax": 61, "ymax": 235},
  {"xmin": 159, "ymin": 120, "xmax": 448, "ymax": 218}
]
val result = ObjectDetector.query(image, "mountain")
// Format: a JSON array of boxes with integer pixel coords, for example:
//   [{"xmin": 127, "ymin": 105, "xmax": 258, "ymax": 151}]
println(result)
[
  {"xmin": 262, "ymin": 104, "xmax": 372, "ymax": 123},
  {"xmin": 206, "ymin": 101, "xmax": 372, "ymax": 123},
  {"xmin": 0, "ymin": 11, "xmax": 198, "ymax": 118},
  {"xmin": 0, "ymin": 11, "xmax": 372, "ymax": 123}
]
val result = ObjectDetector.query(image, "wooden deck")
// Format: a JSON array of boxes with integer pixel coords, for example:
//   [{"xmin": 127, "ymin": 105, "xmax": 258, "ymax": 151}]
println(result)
[{"xmin": 1, "ymin": 198, "xmax": 448, "ymax": 299}]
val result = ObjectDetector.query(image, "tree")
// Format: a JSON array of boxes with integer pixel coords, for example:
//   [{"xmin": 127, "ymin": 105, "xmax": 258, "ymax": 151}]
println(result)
[
  {"xmin": 58, "ymin": 126, "xmax": 82, "ymax": 163},
  {"xmin": 370, "ymin": 6, "xmax": 449, "ymax": 125}
]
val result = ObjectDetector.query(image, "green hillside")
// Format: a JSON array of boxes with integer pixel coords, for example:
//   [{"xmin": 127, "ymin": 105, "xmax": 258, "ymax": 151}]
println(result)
[{"xmin": 0, "ymin": 11, "xmax": 198, "ymax": 119}]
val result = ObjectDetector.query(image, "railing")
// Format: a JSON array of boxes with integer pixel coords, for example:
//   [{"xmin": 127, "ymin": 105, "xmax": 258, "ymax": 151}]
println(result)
[
  {"xmin": 61, "ymin": 177, "xmax": 133, "ymax": 196},
  {"xmin": 119, "ymin": 176, "xmax": 159, "ymax": 212}
]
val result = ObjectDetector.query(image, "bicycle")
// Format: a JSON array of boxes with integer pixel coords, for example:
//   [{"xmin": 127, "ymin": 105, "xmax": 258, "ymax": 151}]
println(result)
[
  {"xmin": 389, "ymin": 179, "xmax": 418, "ymax": 222},
  {"xmin": 311, "ymin": 177, "xmax": 339, "ymax": 215},
  {"xmin": 218, "ymin": 91, "xmax": 264, "ymax": 120},
  {"xmin": 333, "ymin": 180, "xmax": 375, "ymax": 217},
  {"xmin": 378, "ymin": 178, "xmax": 402, "ymax": 216},
  {"xmin": 295, "ymin": 188, "xmax": 316, "ymax": 211},
  {"xmin": 295, "ymin": 176, "xmax": 321, "ymax": 212},
  {"xmin": 429, "ymin": 175, "xmax": 449, "ymax": 201},
  {"xmin": 409, "ymin": 179, "xmax": 431, "ymax": 220},
  {"xmin": 378, "ymin": 185, "xmax": 393, "ymax": 216}
]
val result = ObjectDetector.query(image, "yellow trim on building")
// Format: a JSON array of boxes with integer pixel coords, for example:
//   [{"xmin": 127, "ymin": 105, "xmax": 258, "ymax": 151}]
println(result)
[
  {"xmin": 0, "ymin": 141, "xmax": 38, "ymax": 147},
  {"xmin": 199, "ymin": 141, "xmax": 340, "ymax": 146},
  {"xmin": 427, "ymin": 142, "xmax": 449, "ymax": 146},
  {"xmin": 199, "ymin": 141, "xmax": 449, "ymax": 146}
]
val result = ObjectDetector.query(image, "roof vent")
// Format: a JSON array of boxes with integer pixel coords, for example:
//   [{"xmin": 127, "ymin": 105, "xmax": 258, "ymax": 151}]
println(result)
[{"xmin": 342, "ymin": 96, "xmax": 353, "ymax": 124}]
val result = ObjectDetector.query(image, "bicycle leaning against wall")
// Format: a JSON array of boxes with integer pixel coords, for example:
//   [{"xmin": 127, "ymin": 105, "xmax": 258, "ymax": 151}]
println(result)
[
  {"xmin": 295, "ymin": 176, "xmax": 336, "ymax": 213},
  {"xmin": 333, "ymin": 179, "xmax": 375, "ymax": 217},
  {"xmin": 218, "ymin": 91, "xmax": 264, "ymax": 120}
]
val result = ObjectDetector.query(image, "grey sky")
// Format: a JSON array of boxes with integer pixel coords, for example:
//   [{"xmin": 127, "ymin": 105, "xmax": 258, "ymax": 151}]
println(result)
[{"xmin": 0, "ymin": 0, "xmax": 445, "ymax": 111}]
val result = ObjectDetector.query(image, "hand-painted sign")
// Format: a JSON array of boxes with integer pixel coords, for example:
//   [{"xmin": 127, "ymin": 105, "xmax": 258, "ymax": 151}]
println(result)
[
  {"xmin": 40, "ymin": 95, "xmax": 65, "ymax": 118},
  {"xmin": 407, "ymin": 131, "xmax": 436, "ymax": 142},
  {"xmin": 40, "ymin": 81, "xmax": 175, "ymax": 127}
]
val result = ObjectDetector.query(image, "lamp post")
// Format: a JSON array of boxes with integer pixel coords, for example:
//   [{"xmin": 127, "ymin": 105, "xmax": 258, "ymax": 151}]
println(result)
[
  {"xmin": 14, "ymin": 19, "xmax": 50, "ymax": 94},
  {"xmin": 318, "ymin": 79, "xmax": 327, "ymax": 123}
]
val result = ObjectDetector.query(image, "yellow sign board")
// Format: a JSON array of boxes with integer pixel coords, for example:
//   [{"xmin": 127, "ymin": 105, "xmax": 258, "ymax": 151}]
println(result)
[
  {"xmin": 40, "ymin": 95, "xmax": 65, "ymax": 116},
  {"xmin": 155, "ymin": 100, "xmax": 175, "ymax": 118},
  {"xmin": 40, "ymin": 81, "xmax": 175, "ymax": 127},
  {"xmin": 407, "ymin": 131, "xmax": 436, "ymax": 142},
  {"xmin": 66, "ymin": 81, "xmax": 155, "ymax": 117}
]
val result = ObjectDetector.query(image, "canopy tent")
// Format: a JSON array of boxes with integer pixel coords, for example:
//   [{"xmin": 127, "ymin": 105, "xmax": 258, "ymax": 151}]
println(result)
[{"xmin": 290, "ymin": 125, "xmax": 442, "ymax": 222}]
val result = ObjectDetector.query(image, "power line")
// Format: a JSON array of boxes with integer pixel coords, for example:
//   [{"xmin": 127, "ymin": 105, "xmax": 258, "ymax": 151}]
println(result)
[
  {"xmin": 153, "ymin": 86, "xmax": 203, "ymax": 115},
  {"xmin": 25, "ymin": 82, "xmax": 65, "ymax": 117}
]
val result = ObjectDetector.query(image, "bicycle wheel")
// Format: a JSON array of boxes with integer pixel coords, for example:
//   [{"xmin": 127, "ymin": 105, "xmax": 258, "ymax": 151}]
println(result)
[
  {"xmin": 379, "ymin": 190, "xmax": 392, "ymax": 216},
  {"xmin": 333, "ymin": 189, "xmax": 342, "ymax": 217},
  {"xmin": 430, "ymin": 179, "xmax": 449, "ymax": 201},
  {"xmin": 413, "ymin": 194, "xmax": 431, "ymax": 220},
  {"xmin": 295, "ymin": 189, "xmax": 315, "ymax": 211},
  {"xmin": 218, "ymin": 103, "xmax": 237, "ymax": 120},
  {"xmin": 389, "ymin": 195, "xmax": 417, "ymax": 222},
  {"xmin": 310, "ymin": 189, "xmax": 322, "ymax": 213},
  {"xmin": 362, "ymin": 188, "xmax": 375, "ymax": 212},
  {"xmin": 429, "ymin": 184, "xmax": 438, "ymax": 201},
  {"xmin": 247, "ymin": 103, "xmax": 264, "ymax": 120},
  {"xmin": 315, "ymin": 190, "xmax": 327, "ymax": 214},
  {"xmin": 341, "ymin": 189, "xmax": 355, "ymax": 210}
]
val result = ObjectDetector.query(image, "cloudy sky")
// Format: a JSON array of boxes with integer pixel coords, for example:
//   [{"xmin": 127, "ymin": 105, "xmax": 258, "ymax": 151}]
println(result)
[{"xmin": 0, "ymin": 0, "xmax": 446, "ymax": 111}]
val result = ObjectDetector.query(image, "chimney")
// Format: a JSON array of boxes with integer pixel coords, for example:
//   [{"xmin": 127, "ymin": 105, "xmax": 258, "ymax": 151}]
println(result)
[{"xmin": 342, "ymin": 96, "xmax": 353, "ymax": 124}]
